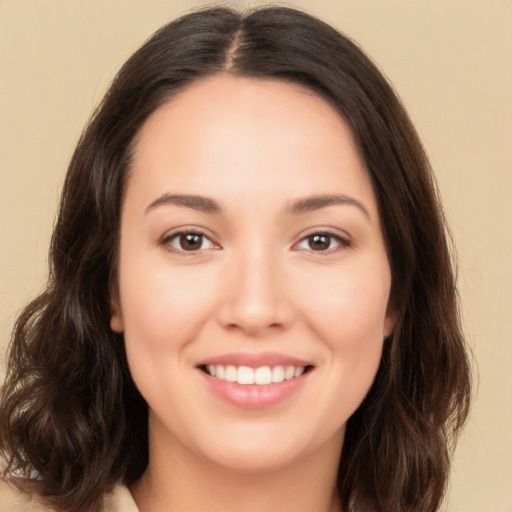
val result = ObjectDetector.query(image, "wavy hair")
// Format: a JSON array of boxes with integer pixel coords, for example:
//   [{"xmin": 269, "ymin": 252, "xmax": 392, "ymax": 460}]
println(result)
[{"xmin": 0, "ymin": 6, "xmax": 471, "ymax": 512}]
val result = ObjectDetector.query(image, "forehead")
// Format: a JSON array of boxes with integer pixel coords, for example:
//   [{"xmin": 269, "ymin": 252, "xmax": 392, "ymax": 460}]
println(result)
[
  {"xmin": 127, "ymin": 74, "xmax": 377, "ymax": 219},
  {"xmin": 136, "ymin": 74, "xmax": 352, "ymax": 149}
]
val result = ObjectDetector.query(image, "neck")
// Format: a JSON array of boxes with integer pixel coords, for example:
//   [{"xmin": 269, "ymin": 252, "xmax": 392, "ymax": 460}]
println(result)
[{"xmin": 131, "ymin": 420, "xmax": 343, "ymax": 512}]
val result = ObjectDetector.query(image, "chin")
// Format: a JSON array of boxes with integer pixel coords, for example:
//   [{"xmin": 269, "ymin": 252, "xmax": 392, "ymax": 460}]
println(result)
[
  {"xmin": 193, "ymin": 423, "xmax": 336, "ymax": 474},
  {"xmin": 203, "ymin": 444, "xmax": 303, "ymax": 474}
]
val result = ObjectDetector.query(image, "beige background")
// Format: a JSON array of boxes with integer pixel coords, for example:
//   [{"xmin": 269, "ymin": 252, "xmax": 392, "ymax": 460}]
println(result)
[{"xmin": 1, "ymin": 1, "xmax": 511, "ymax": 510}]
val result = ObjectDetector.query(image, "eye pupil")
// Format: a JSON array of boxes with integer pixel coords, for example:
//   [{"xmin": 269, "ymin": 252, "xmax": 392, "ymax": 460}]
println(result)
[
  {"xmin": 309, "ymin": 234, "xmax": 330, "ymax": 250},
  {"xmin": 180, "ymin": 233, "xmax": 202, "ymax": 250}
]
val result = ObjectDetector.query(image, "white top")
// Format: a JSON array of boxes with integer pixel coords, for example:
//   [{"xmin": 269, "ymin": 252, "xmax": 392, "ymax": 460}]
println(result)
[{"xmin": 0, "ymin": 477, "xmax": 139, "ymax": 512}]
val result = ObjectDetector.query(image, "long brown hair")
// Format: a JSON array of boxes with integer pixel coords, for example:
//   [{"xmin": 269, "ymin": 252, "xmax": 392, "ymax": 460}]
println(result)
[{"xmin": 0, "ymin": 6, "xmax": 471, "ymax": 511}]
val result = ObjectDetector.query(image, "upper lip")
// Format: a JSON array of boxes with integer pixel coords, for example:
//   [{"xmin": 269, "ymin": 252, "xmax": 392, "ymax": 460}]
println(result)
[{"xmin": 196, "ymin": 351, "xmax": 313, "ymax": 368}]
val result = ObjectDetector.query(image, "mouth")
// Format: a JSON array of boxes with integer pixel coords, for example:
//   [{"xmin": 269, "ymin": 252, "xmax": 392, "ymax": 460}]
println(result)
[
  {"xmin": 198, "ymin": 364, "xmax": 314, "ymax": 385},
  {"xmin": 195, "ymin": 352, "xmax": 315, "ymax": 408}
]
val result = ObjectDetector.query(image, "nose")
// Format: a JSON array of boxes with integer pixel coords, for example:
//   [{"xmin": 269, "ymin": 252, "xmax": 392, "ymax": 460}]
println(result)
[{"xmin": 216, "ymin": 246, "xmax": 295, "ymax": 336}]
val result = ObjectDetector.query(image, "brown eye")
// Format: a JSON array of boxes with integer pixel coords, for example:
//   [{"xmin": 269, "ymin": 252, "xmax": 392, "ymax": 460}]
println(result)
[
  {"xmin": 295, "ymin": 231, "xmax": 350, "ymax": 253},
  {"xmin": 308, "ymin": 234, "xmax": 331, "ymax": 251},
  {"xmin": 179, "ymin": 233, "xmax": 204, "ymax": 251},
  {"xmin": 163, "ymin": 231, "xmax": 217, "ymax": 253}
]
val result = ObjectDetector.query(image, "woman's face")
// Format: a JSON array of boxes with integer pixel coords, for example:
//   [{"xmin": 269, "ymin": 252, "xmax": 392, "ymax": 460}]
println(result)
[{"xmin": 111, "ymin": 75, "xmax": 395, "ymax": 472}]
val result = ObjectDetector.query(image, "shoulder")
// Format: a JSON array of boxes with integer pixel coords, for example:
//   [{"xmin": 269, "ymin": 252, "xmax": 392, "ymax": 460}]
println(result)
[
  {"xmin": 103, "ymin": 483, "xmax": 140, "ymax": 512},
  {"xmin": 0, "ymin": 476, "xmax": 52, "ymax": 511},
  {"xmin": 0, "ymin": 477, "xmax": 139, "ymax": 512}
]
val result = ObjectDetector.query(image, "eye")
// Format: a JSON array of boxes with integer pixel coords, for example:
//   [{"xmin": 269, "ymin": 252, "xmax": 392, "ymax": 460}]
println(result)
[
  {"xmin": 295, "ymin": 231, "xmax": 350, "ymax": 253},
  {"xmin": 161, "ymin": 230, "xmax": 218, "ymax": 253}
]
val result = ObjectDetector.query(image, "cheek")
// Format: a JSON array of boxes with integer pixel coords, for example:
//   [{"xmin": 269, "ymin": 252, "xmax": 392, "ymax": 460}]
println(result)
[
  {"xmin": 118, "ymin": 260, "xmax": 220, "ymax": 410},
  {"xmin": 297, "ymin": 259, "xmax": 392, "ymax": 342},
  {"xmin": 295, "ymin": 258, "xmax": 390, "ymax": 401},
  {"xmin": 118, "ymin": 257, "xmax": 218, "ymax": 350}
]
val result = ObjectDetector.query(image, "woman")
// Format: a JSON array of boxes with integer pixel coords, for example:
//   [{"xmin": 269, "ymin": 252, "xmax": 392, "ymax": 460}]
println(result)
[{"xmin": 0, "ymin": 6, "xmax": 471, "ymax": 512}]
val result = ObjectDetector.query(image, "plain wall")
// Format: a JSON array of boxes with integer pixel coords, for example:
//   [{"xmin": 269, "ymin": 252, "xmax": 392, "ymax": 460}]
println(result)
[{"xmin": 1, "ymin": 1, "xmax": 511, "ymax": 511}]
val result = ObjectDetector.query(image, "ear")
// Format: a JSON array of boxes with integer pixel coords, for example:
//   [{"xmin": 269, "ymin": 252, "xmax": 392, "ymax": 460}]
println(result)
[
  {"xmin": 110, "ymin": 307, "xmax": 124, "ymax": 333},
  {"xmin": 109, "ymin": 292, "xmax": 124, "ymax": 333},
  {"xmin": 383, "ymin": 299, "xmax": 397, "ymax": 339}
]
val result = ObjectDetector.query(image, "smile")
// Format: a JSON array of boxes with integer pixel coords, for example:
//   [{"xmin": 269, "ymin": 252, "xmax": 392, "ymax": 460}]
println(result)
[
  {"xmin": 203, "ymin": 364, "xmax": 309, "ymax": 385},
  {"xmin": 196, "ymin": 353, "xmax": 314, "ymax": 408}
]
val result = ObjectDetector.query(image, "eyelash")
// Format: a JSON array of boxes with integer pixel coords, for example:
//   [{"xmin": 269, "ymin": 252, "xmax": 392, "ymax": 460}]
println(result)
[
  {"xmin": 159, "ymin": 228, "xmax": 351, "ymax": 256},
  {"xmin": 294, "ymin": 229, "xmax": 352, "ymax": 255},
  {"xmin": 160, "ymin": 227, "xmax": 218, "ymax": 255}
]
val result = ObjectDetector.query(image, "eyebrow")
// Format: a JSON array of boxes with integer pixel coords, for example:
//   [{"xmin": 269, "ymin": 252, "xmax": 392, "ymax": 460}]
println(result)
[
  {"xmin": 145, "ymin": 194, "xmax": 222, "ymax": 214},
  {"xmin": 145, "ymin": 193, "xmax": 370, "ymax": 219},
  {"xmin": 288, "ymin": 194, "xmax": 370, "ymax": 219}
]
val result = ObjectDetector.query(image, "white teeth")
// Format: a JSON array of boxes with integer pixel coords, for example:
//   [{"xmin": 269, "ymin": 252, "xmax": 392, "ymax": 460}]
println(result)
[
  {"xmin": 294, "ymin": 367, "xmax": 305, "ymax": 378},
  {"xmin": 284, "ymin": 366, "xmax": 295, "ymax": 380},
  {"xmin": 271, "ymin": 365, "xmax": 285, "ymax": 383},
  {"xmin": 237, "ymin": 366, "xmax": 254, "ymax": 385},
  {"xmin": 205, "ymin": 364, "xmax": 308, "ymax": 385},
  {"xmin": 225, "ymin": 365, "xmax": 237, "ymax": 382},
  {"xmin": 254, "ymin": 366, "xmax": 272, "ymax": 385}
]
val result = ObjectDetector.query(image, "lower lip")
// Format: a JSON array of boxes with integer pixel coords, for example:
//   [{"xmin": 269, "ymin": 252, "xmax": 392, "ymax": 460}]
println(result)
[{"xmin": 199, "ymin": 371, "xmax": 310, "ymax": 409}]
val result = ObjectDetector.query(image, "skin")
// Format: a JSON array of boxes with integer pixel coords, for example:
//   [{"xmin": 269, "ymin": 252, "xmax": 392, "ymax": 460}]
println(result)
[{"xmin": 111, "ymin": 75, "xmax": 395, "ymax": 512}]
